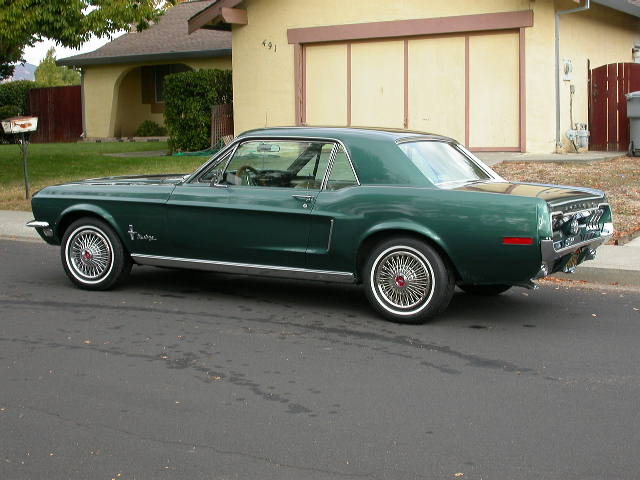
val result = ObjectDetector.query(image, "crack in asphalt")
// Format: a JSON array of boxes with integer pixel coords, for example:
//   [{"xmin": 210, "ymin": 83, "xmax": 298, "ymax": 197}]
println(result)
[
  {"xmin": 0, "ymin": 336, "xmax": 314, "ymax": 415},
  {"xmin": 6, "ymin": 403, "xmax": 381, "ymax": 480},
  {"xmin": 0, "ymin": 297, "xmax": 535, "ymax": 375}
]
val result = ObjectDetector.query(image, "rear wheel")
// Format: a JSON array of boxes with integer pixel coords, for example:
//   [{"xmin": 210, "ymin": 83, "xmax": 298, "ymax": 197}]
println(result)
[
  {"xmin": 458, "ymin": 284, "xmax": 511, "ymax": 296},
  {"xmin": 61, "ymin": 217, "xmax": 131, "ymax": 290},
  {"xmin": 363, "ymin": 237, "xmax": 455, "ymax": 324}
]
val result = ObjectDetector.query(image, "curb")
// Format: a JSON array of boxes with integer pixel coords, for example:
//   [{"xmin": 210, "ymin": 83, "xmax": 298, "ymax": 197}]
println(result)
[
  {"xmin": 552, "ymin": 266, "xmax": 640, "ymax": 287},
  {"xmin": 615, "ymin": 230, "xmax": 640, "ymax": 246},
  {"xmin": 0, "ymin": 234, "xmax": 41, "ymax": 243}
]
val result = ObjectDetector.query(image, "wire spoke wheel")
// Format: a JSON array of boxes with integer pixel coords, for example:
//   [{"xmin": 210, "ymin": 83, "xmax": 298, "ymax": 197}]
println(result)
[
  {"xmin": 374, "ymin": 249, "xmax": 432, "ymax": 310},
  {"xmin": 65, "ymin": 227, "xmax": 114, "ymax": 283}
]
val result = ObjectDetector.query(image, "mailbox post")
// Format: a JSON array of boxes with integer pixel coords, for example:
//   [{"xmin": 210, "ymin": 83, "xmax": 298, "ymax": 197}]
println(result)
[{"xmin": 1, "ymin": 116, "xmax": 38, "ymax": 199}]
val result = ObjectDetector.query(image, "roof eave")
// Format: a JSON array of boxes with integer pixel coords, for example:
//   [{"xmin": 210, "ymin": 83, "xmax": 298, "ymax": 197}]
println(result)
[
  {"xmin": 57, "ymin": 48, "xmax": 232, "ymax": 67},
  {"xmin": 188, "ymin": 0, "xmax": 243, "ymax": 33},
  {"xmin": 592, "ymin": 0, "xmax": 640, "ymax": 18}
]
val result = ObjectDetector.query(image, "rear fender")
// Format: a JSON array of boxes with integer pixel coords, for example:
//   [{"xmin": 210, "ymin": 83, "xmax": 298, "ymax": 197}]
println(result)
[{"xmin": 358, "ymin": 221, "xmax": 458, "ymax": 273}]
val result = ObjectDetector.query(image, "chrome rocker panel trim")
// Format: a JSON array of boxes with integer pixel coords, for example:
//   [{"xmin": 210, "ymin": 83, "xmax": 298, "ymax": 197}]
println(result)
[{"xmin": 131, "ymin": 253, "xmax": 355, "ymax": 283}]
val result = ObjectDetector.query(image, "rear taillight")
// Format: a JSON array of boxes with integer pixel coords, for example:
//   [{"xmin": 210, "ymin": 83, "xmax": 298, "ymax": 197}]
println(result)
[{"xmin": 503, "ymin": 237, "xmax": 534, "ymax": 245}]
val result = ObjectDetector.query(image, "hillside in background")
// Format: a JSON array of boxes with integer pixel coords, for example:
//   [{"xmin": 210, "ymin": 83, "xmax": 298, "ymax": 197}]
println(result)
[{"xmin": 1, "ymin": 63, "xmax": 36, "ymax": 83}]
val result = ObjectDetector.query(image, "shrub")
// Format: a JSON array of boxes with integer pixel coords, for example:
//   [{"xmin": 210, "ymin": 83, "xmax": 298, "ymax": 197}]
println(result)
[
  {"xmin": 0, "ymin": 80, "xmax": 42, "ymax": 115},
  {"xmin": 0, "ymin": 104, "xmax": 21, "ymax": 143},
  {"xmin": 0, "ymin": 104, "xmax": 20, "ymax": 119},
  {"xmin": 163, "ymin": 69, "xmax": 232, "ymax": 152},
  {"xmin": 135, "ymin": 120, "xmax": 167, "ymax": 137}
]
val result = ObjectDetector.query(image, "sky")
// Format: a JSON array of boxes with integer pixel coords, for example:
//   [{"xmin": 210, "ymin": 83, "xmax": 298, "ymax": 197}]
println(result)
[{"xmin": 22, "ymin": 34, "xmax": 123, "ymax": 65}]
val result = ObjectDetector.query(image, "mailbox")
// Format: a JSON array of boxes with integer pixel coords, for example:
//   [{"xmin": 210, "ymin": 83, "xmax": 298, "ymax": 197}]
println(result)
[{"xmin": 1, "ymin": 116, "xmax": 38, "ymax": 134}]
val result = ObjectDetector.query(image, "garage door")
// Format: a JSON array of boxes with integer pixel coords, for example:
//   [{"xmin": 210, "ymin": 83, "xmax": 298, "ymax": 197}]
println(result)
[
  {"xmin": 305, "ymin": 44, "xmax": 348, "ymax": 125},
  {"xmin": 304, "ymin": 31, "xmax": 521, "ymax": 150},
  {"xmin": 468, "ymin": 32, "xmax": 520, "ymax": 149}
]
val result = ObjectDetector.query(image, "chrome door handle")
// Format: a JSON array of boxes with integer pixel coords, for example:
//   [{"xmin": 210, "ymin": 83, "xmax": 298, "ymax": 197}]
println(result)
[{"xmin": 291, "ymin": 194, "xmax": 314, "ymax": 203}]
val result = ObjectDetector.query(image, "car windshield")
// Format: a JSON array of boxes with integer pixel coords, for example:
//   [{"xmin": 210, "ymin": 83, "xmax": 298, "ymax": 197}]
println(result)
[{"xmin": 398, "ymin": 141, "xmax": 492, "ymax": 187}]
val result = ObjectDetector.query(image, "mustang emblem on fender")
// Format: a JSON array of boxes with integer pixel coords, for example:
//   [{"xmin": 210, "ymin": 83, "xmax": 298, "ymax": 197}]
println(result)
[{"xmin": 128, "ymin": 225, "xmax": 157, "ymax": 242}]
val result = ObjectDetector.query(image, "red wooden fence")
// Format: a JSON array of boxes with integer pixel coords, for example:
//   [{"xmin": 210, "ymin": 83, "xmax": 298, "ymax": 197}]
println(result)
[
  {"xmin": 589, "ymin": 63, "xmax": 640, "ymax": 151},
  {"xmin": 28, "ymin": 85, "xmax": 82, "ymax": 143},
  {"xmin": 211, "ymin": 104, "xmax": 234, "ymax": 146}
]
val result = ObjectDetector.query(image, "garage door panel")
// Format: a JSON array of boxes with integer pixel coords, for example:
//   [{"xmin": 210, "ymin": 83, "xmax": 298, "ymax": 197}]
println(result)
[
  {"xmin": 305, "ymin": 44, "xmax": 348, "ymax": 125},
  {"xmin": 408, "ymin": 36, "xmax": 466, "ymax": 143},
  {"xmin": 351, "ymin": 41, "xmax": 404, "ymax": 128},
  {"xmin": 469, "ymin": 32, "xmax": 520, "ymax": 148}
]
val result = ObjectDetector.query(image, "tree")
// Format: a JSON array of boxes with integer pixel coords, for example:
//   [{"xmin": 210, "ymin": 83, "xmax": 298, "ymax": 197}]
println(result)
[
  {"xmin": 35, "ymin": 48, "xmax": 81, "ymax": 86},
  {"xmin": 0, "ymin": 0, "xmax": 176, "ymax": 80}
]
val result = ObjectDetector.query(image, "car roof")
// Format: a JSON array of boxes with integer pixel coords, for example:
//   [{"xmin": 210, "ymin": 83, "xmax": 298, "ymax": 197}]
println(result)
[
  {"xmin": 236, "ymin": 126, "xmax": 456, "ymax": 188},
  {"xmin": 237, "ymin": 126, "xmax": 457, "ymax": 144}
]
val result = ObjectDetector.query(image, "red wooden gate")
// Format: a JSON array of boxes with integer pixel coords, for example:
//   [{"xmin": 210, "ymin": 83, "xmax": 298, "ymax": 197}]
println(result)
[
  {"xmin": 589, "ymin": 63, "xmax": 640, "ymax": 151},
  {"xmin": 28, "ymin": 85, "xmax": 82, "ymax": 143}
]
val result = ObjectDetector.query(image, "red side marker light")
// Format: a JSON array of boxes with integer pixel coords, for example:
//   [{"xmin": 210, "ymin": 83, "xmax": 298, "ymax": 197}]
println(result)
[{"xmin": 503, "ymin": 237, "xmax": 534, "ymax": 245}]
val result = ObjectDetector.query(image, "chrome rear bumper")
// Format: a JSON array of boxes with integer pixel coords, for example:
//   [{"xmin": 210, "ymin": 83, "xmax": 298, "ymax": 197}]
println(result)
[{"xmin": 536, "ymin": 222, "xmax": 613, "ymax": 278}]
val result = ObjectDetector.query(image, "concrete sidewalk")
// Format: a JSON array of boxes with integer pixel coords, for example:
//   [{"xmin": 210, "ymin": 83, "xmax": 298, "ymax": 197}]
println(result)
[
  {"xmin": 1, "ymin": 209, "xmax": 638, "ymax": 287},
  {"xmin": 0, "ymin": 210, "xmax": 42, "ymax": 242}
]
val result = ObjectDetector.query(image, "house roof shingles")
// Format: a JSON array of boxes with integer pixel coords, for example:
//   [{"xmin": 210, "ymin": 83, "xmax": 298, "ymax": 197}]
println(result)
[{"xmin": 58, "ymin": 0, "xmax": 230, "ymax": 67}]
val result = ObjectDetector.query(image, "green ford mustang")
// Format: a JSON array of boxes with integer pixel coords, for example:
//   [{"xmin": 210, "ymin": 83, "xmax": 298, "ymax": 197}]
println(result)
[{"xmin": 27, "ymin": 127, "xmax": 613, "ymax": 323}]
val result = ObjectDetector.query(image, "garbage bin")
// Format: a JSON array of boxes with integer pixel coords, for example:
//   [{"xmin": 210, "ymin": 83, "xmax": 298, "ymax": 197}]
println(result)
[{"xmin": 626, "ymin": 91, "xmax": 640, "ymax": 156}]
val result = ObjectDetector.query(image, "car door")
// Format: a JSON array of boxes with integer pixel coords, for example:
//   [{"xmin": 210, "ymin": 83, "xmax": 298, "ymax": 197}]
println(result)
[
  {"xmin": 166, "ymin": 139, "xmax": 335, "ymax": 269},
  {"xmin": 305, "ymin": 144, "xmax": 362, "ymax": 273}
]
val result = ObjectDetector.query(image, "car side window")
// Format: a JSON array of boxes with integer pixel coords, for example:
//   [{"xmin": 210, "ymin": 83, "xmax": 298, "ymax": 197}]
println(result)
[
  {"xmin": 198, "ymin": 150, "xmax": 233, "ymax": 183},
  {"xmin": 325, "ymin": 145, "xmax": 358, "ymax": 190},
  {"xmin": 221, "ymin": 140, "xmax": 334, "ymax": 189}
]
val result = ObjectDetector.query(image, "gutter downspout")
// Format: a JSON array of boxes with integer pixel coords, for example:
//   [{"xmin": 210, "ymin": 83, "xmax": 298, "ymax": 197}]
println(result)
[
  {"xmin": 80, "ymin": 68, "xmax": 86, "ymax": 139},
  {"xmin": 555, "ymin": 0, "xmax": 590, "ymax": 151}
]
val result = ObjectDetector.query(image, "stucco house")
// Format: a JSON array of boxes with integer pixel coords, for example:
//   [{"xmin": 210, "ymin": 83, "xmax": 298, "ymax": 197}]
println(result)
[
  {"xmin": 189, "ymin": 0, "xmax": 640, "ymax": 153},
  {"xmin": 59, "ymin": 0, "xmax": 231, "ymax": 139}
]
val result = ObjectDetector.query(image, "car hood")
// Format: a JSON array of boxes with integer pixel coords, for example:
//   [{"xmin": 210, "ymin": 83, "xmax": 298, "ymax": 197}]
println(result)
[
  {"xmin": 69, "ymin": 173, "xmax": 187, "ymax": 186},
  {"xmin": 455, "ymin": 181, "xmax": 606, "ymax": 209}
]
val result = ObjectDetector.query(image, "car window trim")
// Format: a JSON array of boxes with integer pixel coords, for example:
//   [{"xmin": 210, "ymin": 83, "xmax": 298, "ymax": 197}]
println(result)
[
  {"xmin": 223, "ymin": 138, "xmax": 336, "ymax": 190},
  {"xmin": 198, "ymin": 136, "xmax": 360, "ymax": 190},
  {"xmin": 321, "ymin": 142, "xmax": 361, "ymax": 191},
  {"xmin": 188, "ymin": 142, "xmax": 240, "ymax": 184}
]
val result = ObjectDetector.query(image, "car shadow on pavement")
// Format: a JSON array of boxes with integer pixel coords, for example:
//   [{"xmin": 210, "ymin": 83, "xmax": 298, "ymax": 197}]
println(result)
[
  {"xmin": 439, "ymin": 287, "xmax": 557, "ymax": 328},
  {"xmin": 125, "ymin": 265, "xmax": 552, "ymax": 328},
  {"xmin": 127, "ymin": 265, "xmax": 370, "ymax": 311}
]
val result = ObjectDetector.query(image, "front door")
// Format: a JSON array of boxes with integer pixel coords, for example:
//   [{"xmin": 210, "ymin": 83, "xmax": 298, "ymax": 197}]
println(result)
[{"xmin": 167, "ymin": 139, "xmax": 334, "ymax": 269}]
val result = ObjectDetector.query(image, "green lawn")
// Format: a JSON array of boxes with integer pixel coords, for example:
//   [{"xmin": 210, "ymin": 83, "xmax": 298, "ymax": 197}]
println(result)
[{"xmin": 0, "ymin": 141, "xmax": 206, "ymax": 210}]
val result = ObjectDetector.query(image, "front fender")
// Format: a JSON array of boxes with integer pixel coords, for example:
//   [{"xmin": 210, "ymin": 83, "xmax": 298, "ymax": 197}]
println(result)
[{"xmin": 57, "ymin": 204, "xmax": 125, "ymax": 241}]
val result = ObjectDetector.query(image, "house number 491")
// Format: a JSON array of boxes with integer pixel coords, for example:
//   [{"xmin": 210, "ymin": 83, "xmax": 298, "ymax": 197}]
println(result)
[{"xmin": 262, "ymin": 40, "xmax": 277, "ymax": 52}]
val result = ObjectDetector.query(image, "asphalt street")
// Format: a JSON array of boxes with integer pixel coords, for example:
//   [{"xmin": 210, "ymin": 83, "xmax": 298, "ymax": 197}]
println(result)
[{"xmin": 1, "ymin": 239, "xmax": 639, "ymax": 480}]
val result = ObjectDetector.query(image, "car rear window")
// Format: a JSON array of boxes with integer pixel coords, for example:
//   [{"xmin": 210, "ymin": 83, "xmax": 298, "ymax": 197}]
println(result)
[{"xmin": 398, "ymin": 141, "xmax": 491, "ymax": 187}]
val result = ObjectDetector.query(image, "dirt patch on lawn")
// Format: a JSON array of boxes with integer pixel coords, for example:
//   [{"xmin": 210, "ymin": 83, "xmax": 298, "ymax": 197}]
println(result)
[{"xmin": 492, "ymin": 156, "xmax": 640, "ymax": 244}]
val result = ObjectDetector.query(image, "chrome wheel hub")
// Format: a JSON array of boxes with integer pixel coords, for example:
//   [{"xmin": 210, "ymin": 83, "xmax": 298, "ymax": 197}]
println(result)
[
  {"xmin": 68, "ymin": 229, "xmax": 112, "ymax": 280},
  {"xmin": 375, "ymin": 250, "xmax": 431, "ymax": 309}
]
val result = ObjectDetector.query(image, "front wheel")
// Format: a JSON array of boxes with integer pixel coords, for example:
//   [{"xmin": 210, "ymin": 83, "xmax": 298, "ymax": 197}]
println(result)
[
  {"xmin": 61, "ymin": 217, "xmax": 132, "ymax": 290},
  {"xmin": 363, "ymin": 238, "xmax": 455, "ymax": 324}
]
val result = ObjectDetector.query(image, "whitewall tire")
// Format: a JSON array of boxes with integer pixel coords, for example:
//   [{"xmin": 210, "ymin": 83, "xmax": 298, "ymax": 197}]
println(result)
[
  {"xmin": 363, "ymin": 237, "xmax": 454, "ymax": 324},
  {"xmin": 61, "ymin": 217, "xmax": 131, "ymax": 290}
]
